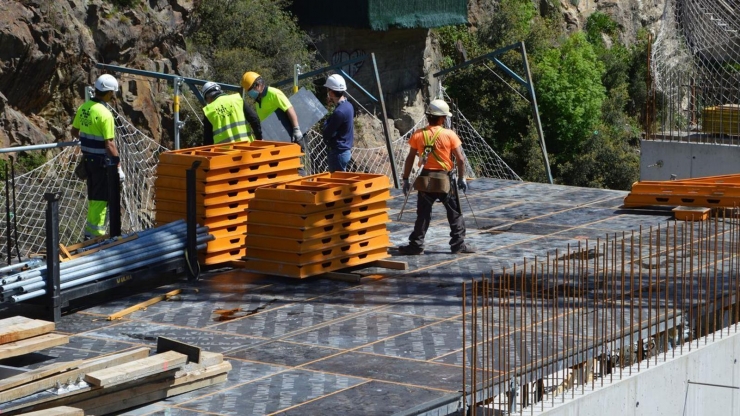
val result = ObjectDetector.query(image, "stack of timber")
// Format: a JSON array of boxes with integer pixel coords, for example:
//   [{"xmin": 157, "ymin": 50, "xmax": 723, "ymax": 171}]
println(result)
[
  {"xmin": 155, "ymin": 141, "xmax": 303, "ymax": 265},
  {"xmin": 623, "ymin": 173, "xmax": 740, "ymax": 208},
  {"xmin": 0, "ymin": 317, "xmax": 68, "ymax": 361},
  {"xmin": 702, "ymin": 104, "xmax": 740, "ymax": 135},
  {"xmin": 239, "ymin": 172, "xmax": 393, "ymax": 278},
  {"xmin": 0, "ymin": 330, "xmax": 231, "ymax": 415}
]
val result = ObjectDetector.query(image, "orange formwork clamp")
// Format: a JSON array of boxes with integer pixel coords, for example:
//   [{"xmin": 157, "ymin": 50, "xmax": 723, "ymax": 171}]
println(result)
[
  {"xmin": 158, "ymin": 141, "xmax": 302, "ymax": 170},
  {"xmin": 156, "ymin": 209, "xmax": 247, "ymax": 229},
  {"xmin": 204, "ymin": 235, "xmax": 245, "ymax": 254},
  {"xmin": 156, "ymin": 198, "xmax": 251, "ymax": 219},
  {"xmin": 239, "ymin": 247, "xmax": 390, "ymax": 279},
  {"xmin": 247, "ymin": 201, "xmax": 388, "ymax": 229},
  {"xmin": 155, "ymin": 170, "xmax": 302, "ymax": 194},
  {"xmin": 246, "ymin": 212, "xmax": 390, "ymax": 241},
  {"xmin": 207, "ymin": 223, "xmax": 247, "ymax": 240},
  {"xmin": 255, "ymin": 172, "xmax": 391, "ymax": 204},
  {"xmin": 157, "ymin": 157, "xmax": 302, "ymax": 183},
  {"xmin": 245, "ymin": 224, "xmax": 388, "ymax": 254},
  {"xmin": 247, "ymin": 189, "xmax": 391, "ymax": 215},
  {"xmin": 199, "ymin": 247, "xmax": 246, "ymax": 266},
  {"xmin": 623, "ymin": 174, "xmax": 740, "ymax": 208},
  {"xmin": 244, "ymin": 234, "xmax": 390, "ymax": 265}
]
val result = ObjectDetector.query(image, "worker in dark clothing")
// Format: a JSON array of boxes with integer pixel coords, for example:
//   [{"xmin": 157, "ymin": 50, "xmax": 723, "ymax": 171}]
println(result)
[
  {"xmin": 398, "ymin": 99, "xmax": 475, "ymax": 255},
  {"xmin": 71, "ymin": 74, "xmax": 124, "ymax": 240},
  {"xmin": 322, "ymin": 74, "xmax": 354, "ymax": 172},
  {"xmin": 201, "ymin": 81, "xmax": 262, "ymax": 145}
]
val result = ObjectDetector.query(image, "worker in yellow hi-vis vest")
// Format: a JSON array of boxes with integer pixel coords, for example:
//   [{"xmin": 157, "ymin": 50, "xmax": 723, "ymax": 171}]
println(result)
[
  {"xmin": 71, "ymin": 74, "xmax": 124, "ymax": 240},
  {"xmin": 201, "ymin": 81, "xmax": 262, "ymax": 145}
]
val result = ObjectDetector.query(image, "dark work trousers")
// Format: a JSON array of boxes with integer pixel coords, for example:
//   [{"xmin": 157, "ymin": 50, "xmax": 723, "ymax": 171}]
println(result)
[
  {"xmin": 408, "ymin": 189, "xmax": 466, "ymax": 252},
  {"xmin": 84, "ymin": 156, "xmax": 109, "ymax": 202}
]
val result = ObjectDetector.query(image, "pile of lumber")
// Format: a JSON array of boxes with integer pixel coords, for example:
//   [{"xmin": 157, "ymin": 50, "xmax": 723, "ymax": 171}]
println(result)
[
  {"xmin": 0, "ymin": 317, "xmax": 69, "ymax": 361},
  {"xmin": 239, "ymin": 172, "xmax": 393, "ymax": 278},
  {"xmin": 0, "ymin": 318, "xmax": 230, "ymax": 415},
  {"xmin": 155, "ymin": 141, "xmax": 303, "ymax": 265}
]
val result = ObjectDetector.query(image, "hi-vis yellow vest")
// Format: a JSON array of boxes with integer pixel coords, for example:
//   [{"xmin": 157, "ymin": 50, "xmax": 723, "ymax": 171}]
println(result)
[{"xmin": 203, "ymin": 94, "xmax": 254, "ymax": 144}]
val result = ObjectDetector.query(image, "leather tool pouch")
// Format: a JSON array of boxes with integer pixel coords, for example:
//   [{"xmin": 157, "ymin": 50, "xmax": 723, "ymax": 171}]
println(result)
[{"xmin": 414, "ymin": 171, "xmax": 450, "ymax": 193}]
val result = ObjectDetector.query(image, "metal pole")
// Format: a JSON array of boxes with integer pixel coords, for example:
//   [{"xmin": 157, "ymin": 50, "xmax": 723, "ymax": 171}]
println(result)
[
  {"xmin": 4, "ymin": 162, "xmax": 11, "ymax": 265},
  {"xmin": 186, "ymin": 161, "xmax": 201, "ymax": 280},
  {"xmin": 293, "ymin": 64, "xmax": 300, "ymax": 94},
  {"xmin": 0, "ymin": 142, "xmax": 78, "ymax": 154},
  {"xmin": 174, "ymin": 76, "xmax": 182, "ymax": 150},
  {"xmin": 106, "ymin": 164, "xmax": 121, "ymax": 238},
  {"xmin": 44, "ymin": 192, "xmax": 61, "ymax": 322},
  {"xmin": 520, "ymin": 42, "xmax": 553, "ymax": 184},
  {"xmin": 370, "ymin": 53, "xmax": 400, "ymax": 189}
]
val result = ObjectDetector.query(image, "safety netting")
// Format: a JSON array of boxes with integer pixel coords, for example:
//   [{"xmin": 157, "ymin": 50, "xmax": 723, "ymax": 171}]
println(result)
[
  {"xmin": 0, "ymin": 110, "xmax": 166, "ymax": 263},
  {"xmin": 650, "ymin": 0, "xmax": 740, "ymax": 143},
  {"xmin": 0, "ymin": 84, "xmax": 518, "ymax": 265}
]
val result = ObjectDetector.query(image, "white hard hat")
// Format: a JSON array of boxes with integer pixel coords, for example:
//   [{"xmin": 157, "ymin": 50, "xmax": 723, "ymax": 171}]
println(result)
[
  {"xmin": 324, "ymin": 74, "xmax": 347, "ymax": 92},
  {"xmin": 94, "ymin": 74, "xmax": 119, "ymax": 92},
  {"xmin": 426, "ymin": 99, "xmax": 452, "ymax": 117},
  {"xmin": 202, "ymin": 82, "xmax": 221, "ymax": 97}
]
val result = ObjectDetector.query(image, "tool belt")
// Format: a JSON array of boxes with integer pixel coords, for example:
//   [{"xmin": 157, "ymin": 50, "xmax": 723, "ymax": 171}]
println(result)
[{"xmin": 414, "ymin": 170, "xmax": 451, "ymax": 193}]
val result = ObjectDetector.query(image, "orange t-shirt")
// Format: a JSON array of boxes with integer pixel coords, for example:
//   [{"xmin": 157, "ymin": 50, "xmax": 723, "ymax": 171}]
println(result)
[{"xmin": 408, "ymin": 126, "xmax": 461, "ymax": 171}]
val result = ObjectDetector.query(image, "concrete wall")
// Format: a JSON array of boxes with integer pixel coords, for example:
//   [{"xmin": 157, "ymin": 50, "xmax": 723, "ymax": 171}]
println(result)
[
  {"xmin": 532, "ymin": 330, "xmax": 740, "ymax": 416},
  {"xmin": 640, "ymin": 140, "xmax": 740, "ymax": 180},
  {"xmin": 301, "ymin": 26, "xmax": 441, "ymax": 131}
]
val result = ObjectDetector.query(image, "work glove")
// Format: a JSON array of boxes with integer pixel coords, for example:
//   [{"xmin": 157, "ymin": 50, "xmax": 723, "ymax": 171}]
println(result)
[
  {"xmin": 117, "ymin": 166, "xmax": 125, "ymax": 183},
  {"xmin": 292, "ymin": 127, "xmax": 303, "ymax": 144},
  {"xmin": 402, "ymin": 179, "xmax": 411, "ymax": 196},
  {"xmin": 457, "ymin": 177, "xmax": 467, "ymax": 193}
]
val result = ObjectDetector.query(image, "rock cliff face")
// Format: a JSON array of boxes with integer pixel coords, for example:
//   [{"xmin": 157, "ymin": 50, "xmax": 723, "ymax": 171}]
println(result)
[
  {"xmin": 0, "ymin": 0, "xmax": 197, "ymax": 149},
  {"xmin": 0, "ymin": 0, "xmax": 667, "ymax": 151}
]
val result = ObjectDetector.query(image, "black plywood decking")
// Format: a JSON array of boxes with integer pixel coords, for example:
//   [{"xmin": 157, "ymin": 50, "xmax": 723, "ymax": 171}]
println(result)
[{"xmin": 0, "ymin": 179, "xmax": 681, "ymax": 416}]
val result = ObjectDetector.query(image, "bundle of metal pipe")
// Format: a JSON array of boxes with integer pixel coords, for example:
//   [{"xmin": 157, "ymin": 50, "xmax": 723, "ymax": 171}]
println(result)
[{"xmin": 0, "ymin": 220, "xmax": 212, "ymax": 304}]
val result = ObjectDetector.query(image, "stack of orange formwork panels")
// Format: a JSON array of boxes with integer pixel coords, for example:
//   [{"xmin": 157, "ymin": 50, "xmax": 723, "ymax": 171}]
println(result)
[
  {"xmin": 239, "ymin": 172, "xmax": 392, "ymax": 278},
  {"xmin": 154, "ymin": 141, "xmax": 302, "ymax": 265}
]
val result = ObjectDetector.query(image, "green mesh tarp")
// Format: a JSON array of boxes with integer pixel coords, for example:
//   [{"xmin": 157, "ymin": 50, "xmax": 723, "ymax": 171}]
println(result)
[{"xmin": 291, "ymin": 0, "xmax": 467, "ymax": 30}]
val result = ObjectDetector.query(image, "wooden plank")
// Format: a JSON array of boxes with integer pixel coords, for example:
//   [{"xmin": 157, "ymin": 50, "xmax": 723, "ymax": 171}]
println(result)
[
  {"xmin": 78, "ymin": 362, "xmax": 231, "ymax": 416},
  {"xmin": 106, "ymin": 289, "xmax": 181, "ymax": 321},
  {"xmin": 84, "ymin": 351, "xmax": 187, "ymax": 387},
  {"xmin": 0, "ymin": 318, "xmax": 55, "ymax": 345},
  {"xmin": 16, "ymin": 406, "xmax": 84, "ymax": 416},
  {"xmin": 0, "ymin": 333, "xmax": 68, "ymax": 360},
  {"xmin": 370, "ymin": 259, "xmax": 408, "ymax": 270},
  {"xmin": 8, "ymin": 362, "xmax": 231, "ymax": 416},
  {"xmin": 175, "ymin": 352, "xmax": 223, "ymax": 377},
  {"xmin": 0, "ymin": 360, "xmax": 82, "ymax": 393},
  {"xmin": 156, "ymin": 337, "xmax": 201, "ymax": 363},
  {"xmin": 0, "ymin": 347, "xmax": 150, "ymax": 404}
]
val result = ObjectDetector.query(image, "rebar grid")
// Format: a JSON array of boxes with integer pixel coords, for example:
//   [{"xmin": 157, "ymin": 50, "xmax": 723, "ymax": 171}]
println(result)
[{"xmin": 463, "ymin": 211, "xmax": 740, "ymax": 414}]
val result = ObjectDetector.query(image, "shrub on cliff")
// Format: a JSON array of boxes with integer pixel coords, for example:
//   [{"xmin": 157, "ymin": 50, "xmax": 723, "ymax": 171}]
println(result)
[{"xmin": 188, "ymin": 0, "xmax": 315, "ymax": 85}]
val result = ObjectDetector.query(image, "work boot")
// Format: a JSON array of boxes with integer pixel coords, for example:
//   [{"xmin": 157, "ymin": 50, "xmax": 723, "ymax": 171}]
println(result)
[
  {"xmin": 451, "ymin": 243, "xmax": 476, "ymax": 254},
  {"xmin": 398, "ymin": 244, "xmax": 424, "ymax": 255}
]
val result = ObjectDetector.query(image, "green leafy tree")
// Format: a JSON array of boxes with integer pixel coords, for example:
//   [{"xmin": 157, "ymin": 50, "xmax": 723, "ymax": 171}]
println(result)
[
  {"xmin": 189, "ymin": 0, "xmax": 315, "ymax": 86},
  {"xmin": 535, "ymin": 32, "xmax": 606, "ymax": 156}
]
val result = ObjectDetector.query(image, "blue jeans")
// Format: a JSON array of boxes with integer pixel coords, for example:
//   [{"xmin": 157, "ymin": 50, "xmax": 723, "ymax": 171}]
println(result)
[{"xmin": 327, "ymin": 149, "xmax": 351, "ymax": 172}]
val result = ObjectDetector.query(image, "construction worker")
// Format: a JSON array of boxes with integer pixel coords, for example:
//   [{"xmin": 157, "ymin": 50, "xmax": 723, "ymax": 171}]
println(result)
[
  {"xmin": 201, "ymin": 81, "xmax": 262, "ymax": 145},
  {"xmin": 241, "ymin": 71, "xmax": 303, "ymax": 144},
  {"xmin": 71, "ymin": 74, "xmax": 124, "ymax": 240},
  {"xmin": 398, "ymin": 99, "xmax": 476, "ymax": 255},
  {"xmin": 322, "ymin": 74, "xmax": 354, "ymax": 172}
]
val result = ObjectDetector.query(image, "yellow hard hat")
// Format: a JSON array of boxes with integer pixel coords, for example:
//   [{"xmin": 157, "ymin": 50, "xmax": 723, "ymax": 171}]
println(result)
[{"xmin": 241, "ymin": 71, "xmax": 260, "ymax": 90}]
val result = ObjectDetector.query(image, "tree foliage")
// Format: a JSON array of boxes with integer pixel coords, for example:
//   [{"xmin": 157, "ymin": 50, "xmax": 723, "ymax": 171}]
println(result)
[
  {"xmin": 188, "ymin": 0, "xmax": 315, "ymax": 86},
  {"xmin": 435, "ymin": 2, "xmax": 643, "ymax": 189}
]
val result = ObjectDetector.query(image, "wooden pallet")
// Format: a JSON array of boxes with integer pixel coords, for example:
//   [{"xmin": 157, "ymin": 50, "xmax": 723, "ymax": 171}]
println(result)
[{"xmin": 0, "ymin": 337, "xmax": 231, "ymax": 416}]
